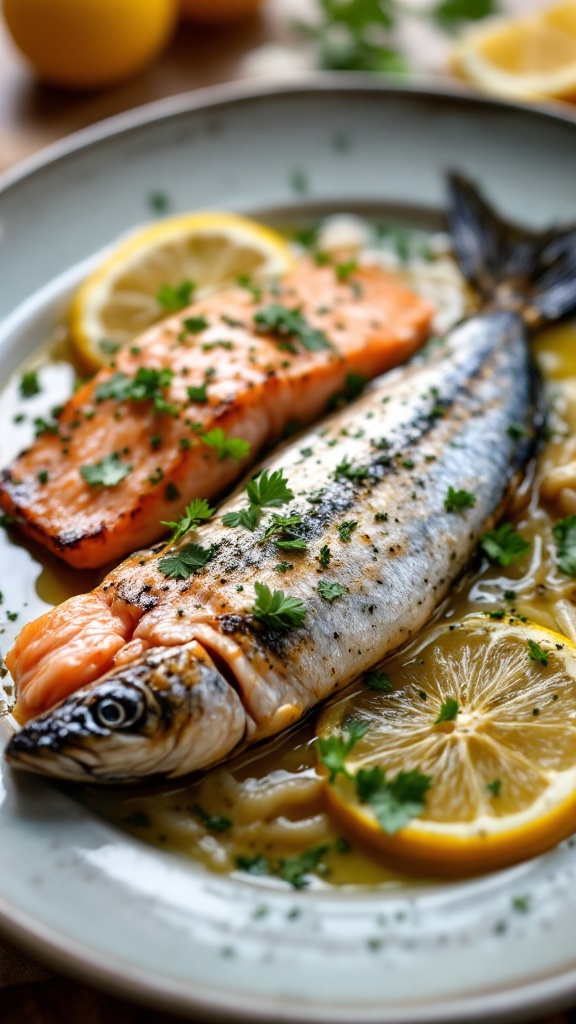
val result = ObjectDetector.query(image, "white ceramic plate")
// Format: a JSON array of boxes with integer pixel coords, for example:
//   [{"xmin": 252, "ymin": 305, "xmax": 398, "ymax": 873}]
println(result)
[{"xmin": 2, "ymin": 79, "xmax": 576, "ymax": 1023}]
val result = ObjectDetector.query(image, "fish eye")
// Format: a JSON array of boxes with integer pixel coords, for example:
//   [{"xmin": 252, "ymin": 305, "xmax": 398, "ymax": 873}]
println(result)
[{"xmin": 93, "ymin": 694, "xmax": 144, "ymax": 730}]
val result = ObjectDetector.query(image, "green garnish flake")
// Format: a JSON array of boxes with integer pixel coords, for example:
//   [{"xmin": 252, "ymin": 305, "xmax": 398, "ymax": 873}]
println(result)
[
  {"xmin": 317, "ymin": 580, "xmax": 347, "ymax": 601},
  {"xmin": 187, "ymin": 383, "xmax": 209, "ymax": 403},
  {"xmin": 338, "ymin": 520, "xmax": 358, "ymax": 543},
  {"xmin": 260, "ymin": 512, "xmax": 303, "ymax": 542},
  {"xmin": 157, "ymin": 542, "xmax": 218, "ymax": 580},
  {"xmin": 34, "ymin": 416, "xmax": 58, "ymax": 437},
  {"xmin": 433, "ymin": 0, "xmax": 499, "ymax": 33},
  {"xmin": 434, "ymin": 697, "xmax": 459, "ymax": 724},
  {"xmin": 480, "ymin": 523, "xmax": 530, "ymax": 567},
  {"xmin": 80, "ymin": 453, "xmax": 132, "ymax": 488},
  {"xmin": 356, "ymin": 767, "xmax": 432, "ymax": 835},
  {"xmin": 237, "ymin": 274, "xmax": 263, "ymax": 302},
  {"xmin": 444, "ymin": 486, "xmax": 476, "ymax": 513},
  {"xmin": 160, "ymin": 497, "xmax": 214, "ymax": 543},
  {"xmin": 254, "ymin": 303, "xmax": 334, "ymax": 354},
  {"xmin": 365, "ymin": 670, "xmax": 393, "ymax": 693},
  {"xmin": 201, "ymin": 428, "xmax": 250, "ymax": 461},
  {"xmin": 252, "ymin": 581, "xmax": 307, "ymax": 631},
  {"xmin": 486, "ymin": 779, "xmax": 501, "ymax": 798},
  {"xmin": 553, "ymin": 515, "xmax": 576, "ymax": 576},
  {"xmin": 235, "ymin": 854, "xmax": 270, "ymax": 876},
  {"xmin": 335, "ymin": 260, "xmax": 358, "ymax": 282},
  {"xmin": 190, "ymin": 804, "xmax": 232, "ymax": 833},
  {"xmin": 98, "ymin": 339, "xmax": 121, "ymax": 356},
  {"xmin": 278, "ymin": 845, "xmax": 330, "ymax": 889},
  {"xmin": 156, "ymin": 279, "xmax": 195, "ymax": 311},
  {"xmin": 182, "ymin": 315, "xmax": 209, "ymax": 334},
  {"xmin": 148, "ymin": 191, "xmax": 170, "ymax": 214},
  {"xmin": 275, "ymin": 537, "xmax": 308, "ymax": 551},
  {"xmin": 273, "ymin": 561, "xmax": 294, "ymax": 573},
  {"xmin": 221, "ymin": 507, "xmax": 261, "ymax": 531},
  {"xmin": 328, "ymin": 372, "xmax": 369, "ymax": 411},
  {"xmin": 527, "ymin": 639, "xmax": 549, "ymax": 666},
  {"xmin": 247, "ymin": 468, "xmax": 294, "ymax": 508},
  {"xmin": 95, "ymin": 367, "xmax": 178, "ymax": 415},
  {"xmin": 507, "ymin": 422, "xmax": 530, "ymax": 440},
  {"xmin": 334, "ymin": 457, "xmax": 372, "ymax": 482},
  {"xmin": 319, "ymin": 544, "xmax": 331, "ymax": 569},
  {"xmin": 19, "ymin": 370, "xmax": 41, "ymax": 398},
  {"xmin": 317, "ymin": 719, "xmax": 368, "ymax": 783}
]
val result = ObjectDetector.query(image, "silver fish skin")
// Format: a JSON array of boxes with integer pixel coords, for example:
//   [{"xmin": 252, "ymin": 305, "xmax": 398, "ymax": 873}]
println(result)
[{"xmin": 6, "ymin": 309, "xmax": 537, "ymax": 781}]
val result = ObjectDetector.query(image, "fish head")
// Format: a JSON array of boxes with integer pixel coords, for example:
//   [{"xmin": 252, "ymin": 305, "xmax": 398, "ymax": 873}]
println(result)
[{"xmin": 5, "ymin": 642, "xmax": 246, "ymax": 782}]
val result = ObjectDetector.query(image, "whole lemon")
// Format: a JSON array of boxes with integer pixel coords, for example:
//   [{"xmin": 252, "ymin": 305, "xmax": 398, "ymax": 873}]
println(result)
[
  {"xmin": 3, "ymin": 0, "xmax": 178, "ymax": 90},
  {"xmin": 179, "ymin": 0, "xmax": 264, "ymax": 24}
]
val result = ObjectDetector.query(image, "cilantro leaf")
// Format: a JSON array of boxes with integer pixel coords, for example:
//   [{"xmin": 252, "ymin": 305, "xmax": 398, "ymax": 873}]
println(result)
[
  {"xmin": 355, "ymin": 766, "xmax": 432, "ymax": 835},
  {"xmin": 434, "ymin": 697, "xmax": 459, "ymax": 724},
  {"xmin": 157, "ymin": 280, "xmax": 195, "ymax": 311},
  {"xmin": 527, "ymin": 639, "xmax": 549, "ymax": 666},
  {"xmin": 338, "ymin": 520, "xmax": 358, "ymax": 543},
  {"xmin": 317, "ymin": 580, "xmax": 347, "ymax": 601},
  {"xmin": 319, "ymin": 544, "xmax": 331, "ymax": 568},
  {"xmin": 480, "ymin": 523, "xmax": 530, "ymax": 567},
  {"xmin": 19, "ymin": 370, "xmax": 41, "ymax": 398},
  {"xmin": 553, "ymin": 515, "xmax": 576, "ymax": 576},
  {"xmin": 444, "ymin": 486, "xmax": 476, "ymax": 512},
  {"xmin": 157, "ymin": 542, "xmax": 218, "ymax": 580},
  {"xmin": 246, "ymin": 469, "xmax": 294, "ymax": 508},
  {"xmin": 254, "ymin": 303, "xmax": 333, "ymax": 353},
  {"xmin": 278, "ymin": 845, "xmax": 330, "ymax": 889},
  {"xmin": 80, "ymin": 453, "xmax": 132, "ymax": 487},
  {"xmin": 252, "ymin": 581, "xmax": 307, "ymax": 631},
  {"xmin": 161, "ymin": 498, "xmax": 214, "ymax": 543},
  {"xmin": 187, "ymin": 383, "xmax": 208, "ymax": 403},
  {"xmin": 221, "ymin": 507, "xmax": 261, "ymax": 531},
  {"xmin": 201, "ymin": 428, "xmax": 250, "ymax": 461},
  {"xmin": 317, "ymin": 719, "xmax": 368, "ymax": 782},
  {"xmin": 365, "ymin": 670, "xmax": 393, "ymax": 693}
]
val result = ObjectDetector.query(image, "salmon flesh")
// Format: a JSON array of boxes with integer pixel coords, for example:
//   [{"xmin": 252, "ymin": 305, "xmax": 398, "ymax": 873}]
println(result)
[
  {"xmin": 6, "ymin": 311, "xmax": 538, "ymax": 780},
  {"xmin": 0, "ymin": 261, "xmax": 432, "ymax": 568}
]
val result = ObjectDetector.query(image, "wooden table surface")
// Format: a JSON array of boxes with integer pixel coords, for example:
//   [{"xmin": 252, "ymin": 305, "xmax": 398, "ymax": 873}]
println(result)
[{"xmin": 1, "ymin": 2, "xmax": 576, "ymax": 1021}]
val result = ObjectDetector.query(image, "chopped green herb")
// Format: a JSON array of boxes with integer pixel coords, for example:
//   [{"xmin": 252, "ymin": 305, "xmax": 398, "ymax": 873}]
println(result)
[
  {"xmin": 275, "ymin": 537, "xmax": 308, "ymax": 551},
  {"xmin": 187, "ymin": 383, "xmax": 209, "ymax": 403},
  {"xmin": 527, "ymin": 639, "xmax": 549, "ymax": 666},
  {"xmin": 80, "ymin": 453, "xmax": 132, "ymax": 487},
  {"xmin": 158, "ymin": 541, "xmax": 218, "ymax": 580},
  {"xmin": 278, "ymin": 845, "xmax": 330, "ymax": 889},
  {"xmin": 480, "ymin": 523, "xmax": 530, "ymax": 567},
  {"xmin": 260, "ymin": 512, "xmax": 303, "ymax": 543},
  {"xmin": 221, "ymin": 507, "xmax": 261, "ymax": 531},
  {"xmin": 148, "ymin": 191, "xmax": 170, "ymax": 214},
  {"xmin": 36, "ymin": 470, "xmax": 49, "ymax": 485},
  {"xmin": 190, "ymin": 804, "xmax": 232, "ymax": 833},
  {"xmin": 507, "ymin": 422, "xmax": 530, "ymax": 440},
  {"xmin": 246, "ymin": 469, "xmax": 294, "ymax": 509},
  {"xmin": 433, "ymin": 0, "xmax": 498, "ymax": 33},
  {"xmin": 235, "ymin": 854, "xmax": 270, "ymax": 876},
  {"xmin": 252, "ymin": 581, "xmax": 307, "ymax": 631},
  {"xmin": 148, "ymin": 467, "xmax": 164, "ymax": 485},
  {"xmin": 317, "ymin": 719, "xmax": 368, "ymax": 782},
  {"xmin": 201, "ymin": 428, "xmax": 250, "ymax": 461},
  {"xmin": 512, "ymin": 894, "xmax": 530, "ymax": 914},
  {"xmin": 317, "ymin": 580, "xmax": 347, "ymax": 601},
  {"xmin": 486, "ymin": 779, "xmax": 501, "ymax": 798},
  {"xmin": 338, "ymin": 520, "xmax": 358, "ymax": 543},
  {"xmin": 161, "ymin": 498, "xmax": 214, "ymax": 543},
  {"xmin": 34, "ymin": 416, "xmax": 58, "ymax": 437},
  {"xmin": 95, "ymin": 367, "xmax": 178, "ymax": 415},
  {"xmin": 98, "ymin": 339, "xmax": 121, "ymax": 356},
  {"xmin": 365, "ymin": 670, "xmax": 393, "ymax": 693},
  {"xmin": 434, "ymin": 697, "xmax": 459, "ymax": 724},
  {"xmin": 553, "ymin": 515, "xmax": 576, "ymax": 576},
  {"xmin": 273, "ymin": 561, "xmax": 294, "ymax": 573},
  {"xmin": 182, "ymin": 315, "xmax": 209, "ymax": 334},
  {"xmin": 334, "ymin": 456, "xmax": 372, "ymax": 482},
  {"xmin": 19, "ymin": 370, "xmax": 41, "ymax": 398},
  {"xmin": 254, "ymin": 303, "xmax": 333, "ymax": 353},
  {"xmin": 319, "ymin": 544, "xmax": 331, "ymax": 569},
  {"xmin": 335, "ymin": 260, "xmax": 358, "ymax": 282},
  {"xmin": 237, "ymin": 274, "xmax": 263, "ymax": 302},
  {"xmin": 157, "ymin": 280, "xmax": 195, "ymax": 311},
  {"xmin": 444, "ymin": 487, "xmax": 476, "ymax": 512},
  {"xmin": 355, "ymin": 766, "xmax": 432, "ymax": 835},
  {"xmin": 374, "ymin": 512, "xmax": 388, "ymax": 522}
]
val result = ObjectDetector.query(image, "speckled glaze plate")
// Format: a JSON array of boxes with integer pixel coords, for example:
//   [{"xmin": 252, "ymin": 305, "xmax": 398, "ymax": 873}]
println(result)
[{"xmin": 2, "ymin": 79, "xmax": 576, "ymax": 1023}]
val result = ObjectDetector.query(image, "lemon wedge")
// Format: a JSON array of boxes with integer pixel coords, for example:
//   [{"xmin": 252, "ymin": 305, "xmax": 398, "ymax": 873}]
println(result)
[
  {"xmin": 317, "ymin": 615, "xmax": 576, "ymax": 876},
  {"xmin": 70, "ymin": 212, "xmax": 294, "ymax": 370},
  {"xmin": 452, "ymin": 1, "xmax": 576, "ymax": 102}
]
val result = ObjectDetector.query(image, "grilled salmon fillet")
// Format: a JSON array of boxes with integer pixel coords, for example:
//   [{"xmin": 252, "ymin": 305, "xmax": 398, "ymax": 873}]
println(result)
[{"xmin": 0, "ymin": 260, "xmax": 432, "ymax": 569}]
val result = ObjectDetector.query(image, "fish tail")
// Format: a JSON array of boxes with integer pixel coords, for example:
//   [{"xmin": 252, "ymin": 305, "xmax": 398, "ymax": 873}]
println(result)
[{"xmin": 447, "ymin": 173, "xmax": 576, "ymax": 328}]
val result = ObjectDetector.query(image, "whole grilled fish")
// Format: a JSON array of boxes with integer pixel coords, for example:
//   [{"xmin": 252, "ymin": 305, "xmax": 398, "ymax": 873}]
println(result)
[{"xmin": 6, "ymin": 176, "xmax": 576, "ymax": 782}]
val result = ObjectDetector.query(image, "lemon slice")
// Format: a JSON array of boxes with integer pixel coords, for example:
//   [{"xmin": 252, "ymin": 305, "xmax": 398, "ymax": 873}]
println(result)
[
  {"xmin": 451, "ymin": 1, "xmax": 576, "ymax": 102},
  {"xmin": 70, "ymin": 212, "xmax": 294, "ymax": 369},
  {"xmin": 317, "ymin": 616, "xmax": 576, "ymax": 876}
]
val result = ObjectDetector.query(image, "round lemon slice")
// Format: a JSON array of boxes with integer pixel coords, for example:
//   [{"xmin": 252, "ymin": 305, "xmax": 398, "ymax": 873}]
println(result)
[
  {"xmin": 451, "ymin": 1, "xmax": 576, "ymax": 102},
  {"xmin": 317, "ymin": 615, "xmax": 576, "ymax": 876},
  {"xmin": 70, "ymin": 212, "xmax": 294, "ymax": 369}
]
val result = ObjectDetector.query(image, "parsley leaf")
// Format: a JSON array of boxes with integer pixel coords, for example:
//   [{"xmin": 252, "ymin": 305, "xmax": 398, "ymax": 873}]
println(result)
[
  {"xmin": 479, "ymin": 523, "xmax": 530, "ymax": 567},
  {"xmin": 319, "ymin": 544, "xmax": 331, "ymax": 568},
  {"xmin": 95, "ymin": 368, "xmax": 178, "ymax": 415},
  {"xmin": 235, "ymin": 854, "xmax": 270, "ymax": 876},
  {"xmin": 338, "ymin": 520, "xmax": 358, "ymax": 543},
  {"xmin": 365, "ymin": 670, "xmax": 393, "ymax": 693},
  {"xmin": 553, "ymin": 515, "xmax": 576, "ymax": 576},
  {"xmin": 182, "ymin": 315, "xmax": 209, "ymax": 334},
  {"xmin": 317, "ymin": 719, "xmax": 368, "ymax": 782},
  {"xmin": 273, "ymin": 561, "xmax": 294, "ymax": 573},
  {"xmin": 434, "ymin": 697, "xmax": 459, "ymax": 724},
  {"xmin": 278, "ymin": 845, "xmax": 330, "ymax": 889},
  {"xmin": 275, "ymin": 537, "xmax": 308, "ymax": 551},
  {"xmin": 254, "ymin": 303, "xmax": 334, "ymax": 353},
  {"xmin": 444, "ymin": 486, "xmax": 476, "ymax": 512},
  {"xmin": 318, "ymin": 580, "xmax": 347, "ymax": 601},
  {"xmin": 334, "ymin": 457, "xmax": 372, "ymax": 482},
  {"xmin": 356, "ymin": 766, "xmax": 431, "ymax": 835},
  {"xmin": 157, "ymin": 542, "xmax": 218, "ymax": 579},
  {"xmin": 201, "ymin": 428, "xmax": 250, "ymax": 461},
  {"xmin": 527, "ymin": 639, "xmax": 549, "ymax": 666},
  {"xmin": 252, "ymin": 581, "xmax": 307, "ymax": 630},
  {"xmin": 157, "ymin": 280, "xmax": 195, "ymax": 311},
  {"xmin": 432, "ymin": 0, "xmax": 498, "ymax": 33},
  {"xmin": 247, "ymin": 469, "xmax": 294, "ymax": 509},
  {"xmin": 19, "ymin": 370, "xmax": 41, "ymax": 398},
  {"xmin": 187, "ymin": 383, "xmax": 208, "ymax": 403},
  {"xmin": 80, "ymin": 453, "xmax": 132, "ymax": 487},
  {"xmin": 221, "ymin": 507, "xmax": 262, "ymax": 531},
  {"xmin": 190, "ymin": 804, "xmax": 232, "ymax": 832},
  {"xmin": 161, "ymin": 498, "xmax": 214, "ymax": 543},
  {"xmin": 486, "ymin": 779, "xmax": 501, "ymax": 798}
]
